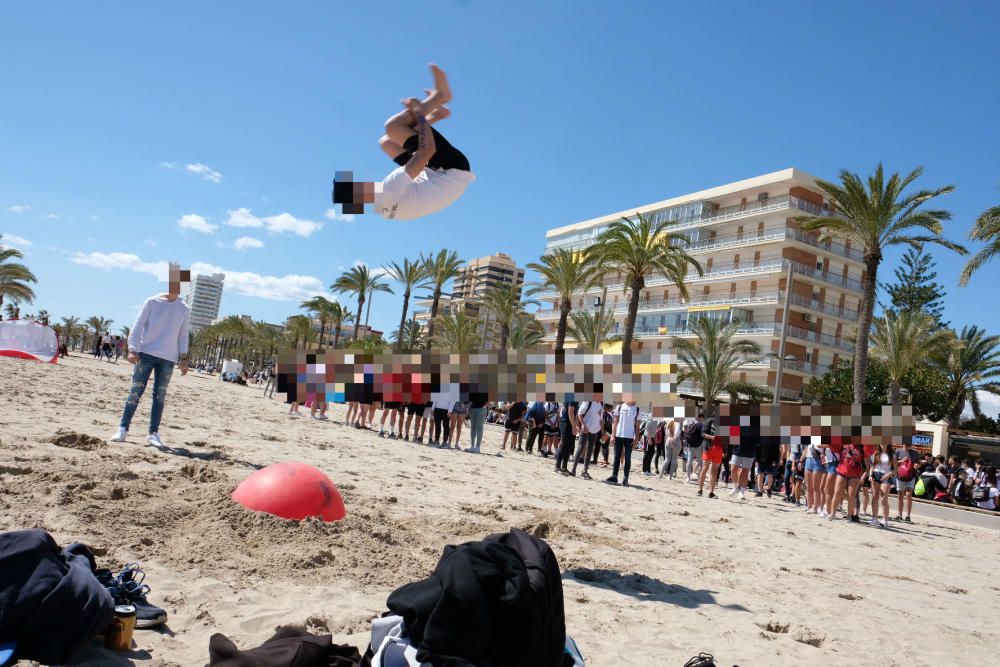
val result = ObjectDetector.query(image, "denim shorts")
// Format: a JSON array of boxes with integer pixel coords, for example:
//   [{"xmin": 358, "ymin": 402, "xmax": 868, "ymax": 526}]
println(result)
[
  {"xmin": 824, "ymin": 462, "xmax": 838, "ymax": 475},
  {"xmin": 896, "ymin": 478, "xmax": 916, "ymax": 492},
  {"xmin": 730, "ymin": 455, "xmax": 754, "ymax": 469},
  {"xmin": 805, "ymin": 457, "xmax": 822, "ymax": 473}
]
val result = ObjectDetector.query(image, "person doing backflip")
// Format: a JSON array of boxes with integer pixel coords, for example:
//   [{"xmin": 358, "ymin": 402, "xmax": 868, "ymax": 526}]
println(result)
[{"xmin": 332, "ymin": 64, "xmax": 475, "ymax": 221}]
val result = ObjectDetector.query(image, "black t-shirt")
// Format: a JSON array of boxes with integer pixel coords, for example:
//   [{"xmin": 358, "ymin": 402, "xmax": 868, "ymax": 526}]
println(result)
[
  {"xmin": 507, "ymin": 401, "xmax": 526, "ymax": 421},
  {"xmin": 469, "ymin": 393, "xmax": 488, "ymax": 409},
  {"xmin": 560, "ymin": 401, "xmax": 578, "ymax": 425},
  {"xmin": 685, "ymin": 422, "xmax": 704, "ymax": 447},
  {"xmin": 735, "ymin": 435, "xmax": 759, "ymax": 458}
]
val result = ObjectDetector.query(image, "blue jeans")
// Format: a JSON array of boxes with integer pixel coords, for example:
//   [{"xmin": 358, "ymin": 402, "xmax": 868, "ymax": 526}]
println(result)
[
  {"xmin": 612, "ymin": 436, "xmax": 635, "ymax": 481},
  {"xmin": 469, "ymin": 407, "xmax": 486, "ymax": 447},
  {"xmin": 119, "ymin": 352, "xmax": 175, "ymax": 434}
]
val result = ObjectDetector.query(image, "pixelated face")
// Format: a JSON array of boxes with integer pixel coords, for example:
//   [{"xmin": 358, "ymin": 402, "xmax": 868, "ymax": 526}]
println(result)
[
  {"xmin": 331, "ymin": 171, "xmax": 372, "ymax": 216},
  {"xmin": 168, "ymin": 266, "xmax": 191, "ymax": 296}
]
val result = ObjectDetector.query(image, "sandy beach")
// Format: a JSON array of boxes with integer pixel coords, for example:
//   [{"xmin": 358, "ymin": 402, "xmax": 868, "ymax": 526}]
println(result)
[{"xmin": 2, "ymin": 353, "xmax": 998, "ymax": 667}]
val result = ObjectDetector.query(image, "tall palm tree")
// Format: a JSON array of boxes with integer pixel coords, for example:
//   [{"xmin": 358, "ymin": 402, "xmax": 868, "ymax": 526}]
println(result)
[
  {"xmin": 937, "ymin": 325, "xmax": 1000, "ymax": 427},
  {"xmin": 421, "ymin": 249, "xmax": 464, "ymax": 349},
  {"xmin": 384, "ymin": 258, "xmax": 431, "ymax": 352},
  {"xmin": 871, "ymin": 310, "xmax": 951, "ymax": 407},
  {"xmin": 567, "ymin": 306, "xmax": 621, "ymax": 352},
  {"xmin": 432, "ymin": 311, "xmax": 481, "ymax": 353},
  {"xmin": 593, "ymin": 212, "xmax": 702, "ymax": 359},
  {"xmin": 348, "ymin": 336, "xmax": 390, "ymax": 354},
  {"xmin": 959, "ymin": 201, "xmax": 1000, "ymax": 286},
  {"xmin": 119, "ymin": 325, "xmax": 131, "ymax": 341},
  {"xmin": 285, "ymin": 315, "xmax": 315, "ymax": 350},
  {"xmin": 85, "ymin": 316, "xmax": 113, "ymax": 350},
  {"xmin": 797, "ymin": 164, "xmax": 966, "ymax": 404},
  {"xmin": 332, "ymin": 265, "xmax": 392, "ymax": 342},
  {"xmin": 300, "ymin": 295, "xmax": 337, "ymax": 351},
  {"xmin": 506, "ymin": 313, "xmax": 546, "ymax": 350},
  {"xmin": 36, "ymin": 309, "xmax": 49, "ymax": 326},
  {"xmin": 527, "ymin": 248, "xmax": 604, "ymax": 350},
  {"xmin": 479, "ymin": 283, "xmax": 539, "ymax": 349},
  {"xmin": 391, "ymin": 317, "xmax": 423, "ymax": 351},
  {"xmin": 672, "ymin": 318, "xmax": 762, "ymax": 416},
  {"xmin": 61, "ymin": 316, "xmax": 81, "ymax": 350},
  {"xmin": 326, "ymin": 301, "xmax": 354, "ymax": 350},
  {"xmin": 0, "ymin": 234, "xmax": 37, "ymax": 320},
  {"xmin": 4, "ymin": 302, "xmax": 19, "ymax": 320}
]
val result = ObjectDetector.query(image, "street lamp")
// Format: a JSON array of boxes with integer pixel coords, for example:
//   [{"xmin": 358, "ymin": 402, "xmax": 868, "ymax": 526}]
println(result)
[{"xmin": 765, "ymin": 352, "xmax": 798, "ymax": 403}]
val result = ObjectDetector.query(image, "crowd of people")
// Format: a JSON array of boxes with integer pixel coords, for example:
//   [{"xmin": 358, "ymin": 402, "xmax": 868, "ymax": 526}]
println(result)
[
  {"xmin": 269, "ymin": 388, "xmax": 1000, "ymax": 519},
  {"xmin": 91, "ymin": 332, "xmax": 127, "ymax": 362}
]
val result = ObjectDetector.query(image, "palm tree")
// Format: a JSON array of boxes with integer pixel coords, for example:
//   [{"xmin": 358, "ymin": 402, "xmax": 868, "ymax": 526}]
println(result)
[
  {"xmin": 300, "ymin": 295, "xmax": 337, "ymax": 351},
  {"xmin": 506, "ymin": 313, "xmax": 546, "ymax": 350},
  {"xmin": 593, "ymin": 212, "xmax": 702, "ymax": 359},
  {"xmin": 672, "ymin": 318, "xmax": 762, "ymax": 416},
  {"xmin": 567, "ymin": 306, "xmax": 621, "ymax": 352},
  {"xmin": 384, "ymin": 258, "xmax": 431, "ymax": 352},
  {"xmin": 348, "ymin": 336, "xmax": 390, "ymax": 354},
  {"xmin": 332, "ymin": 265, "xmax": 392, "ymax": 342},
  {"xmin": 421, "ymin": 249, "xmax": 464, "ymax": 349},
  {"xmin": 0, "ymin": 234, "xmax": 37, "ymax": 320},
  {"xmin": 937, "ymin": 325, "xmax": 1000, "ymax": 427},
  {"xmin": 479, "ymin": 283, "xmax": 539, "ymax": 349},
  {"xmin": 36, "ymin": 309, "xmax": 49, "ymax": 326},
  {"xmin": 391, "ymin": 317, "xmax": 423, "ymax": 351},
  {"xmin": 119, "ymin": 325, "xmax": 131, "ymax": 341},
  {"xmin": 61, "ymin": 316, "xmax": 81, "ymax": 350},
  {"xmin": 326, "ymin": 301, "xmax": 354, "ymax": 350},
  {"xmin": 797, "ymin": 164, "xmax": 966, "ymax": 404},
  {"xmin": 85, "ymin": 315, "xmax": 113, "ymax": 351},
  {"xmin": 432, "ymin": 311, "xmax": 482, "ymax": 353},
  {"xmin": 285, "ymin": 315, "xmax": 315, "ymax": 350},
  {"xmin": 527, "ymin": 248, "xmax": 604, "ymax": 350},
  {"xmin": 959, "ymin": 201, "xmax": 1000, "ymax": 286},
  {"xmin": 871, "ymin": 310, "xmax": 951, "ymax": 407},
  {"xmin": 4, "ymin": 302, "xmax": 19, "ymax": 320}
]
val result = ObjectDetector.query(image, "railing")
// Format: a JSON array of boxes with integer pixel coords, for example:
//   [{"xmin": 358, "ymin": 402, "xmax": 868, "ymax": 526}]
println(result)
[
  {"xmin": 788, "ymin": 260, "xmax": 863, "ymax": 291},
  {"xmin": 787, "ymin": 324, "xmax": 855, "ymax": 352},
  {"xmin": 546, "ymin": 195, "xmax": 832, "ymax": 252},
  {"xmin": 787, "ymin": 293, "xmax": 859, "ymax": 322},
  {"xmin": 534, "ymin": 290, "xmax": 782, "ymax": 319},
  {"xmin": 630, "ymin": 321, "xmax": 779, "ymax": 338}
]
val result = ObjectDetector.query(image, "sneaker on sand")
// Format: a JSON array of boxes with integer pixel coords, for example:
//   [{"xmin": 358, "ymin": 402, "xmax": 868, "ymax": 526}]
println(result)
[
  {"xmin": 581, "ymin": 472, "xmax": 592, "ymax": 480},
  {"xmin": 109, "ymin": 427, "xmax": 128, "ymax": 442},
  {"xmin": 107, "ymin": 564, "xmax": 168, "ymax": 629},
  {"xmin": 729, "ymin": 486, "xmax": 739, "ymax": 497},
  {"xmin": 708, "ymin": 492, "xmax": 718, "ymax": 499},
  {"xmin": 738, "ymin": 489, "xmax": 746, "ymax": 500},
  {"xmin": 317, "ymin": 415, "xmax": 329, "ymax": 421},
  {"xmin": 146, "ymin": 433, "xmax": 164, "ymax": 447},
  {"xmin": 604, "ymin": 476, "xmax": 618, "ymax": 485}
]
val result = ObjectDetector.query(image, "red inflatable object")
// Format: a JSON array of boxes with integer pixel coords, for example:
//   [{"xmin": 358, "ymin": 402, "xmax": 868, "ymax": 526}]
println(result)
[{"xmin": 232, "ymin": 462, "xmax": 346, "ymax": 522}]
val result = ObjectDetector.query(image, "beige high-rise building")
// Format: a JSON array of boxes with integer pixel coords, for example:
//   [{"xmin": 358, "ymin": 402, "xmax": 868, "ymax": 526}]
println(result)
[
  {"xmin": 415, "ymin": 252, "xmax": 526, "ymax": 348},
  {"xmin": 536, "ymin": 168, "xmax": 863, "ymax": 401},
  {"xmin": 182, "ymin": 272, "xmax": 225, "ymax": 333}
]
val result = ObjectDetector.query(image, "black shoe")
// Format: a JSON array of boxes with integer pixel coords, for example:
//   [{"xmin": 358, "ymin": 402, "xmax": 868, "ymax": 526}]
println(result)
[
  {"xmin": 904, "ymin": 516, "xmax": 912, "ymax": 523},
  {"xmin": 107, "ymin": 564, "xmax": 168, "ymax": 628},
  {"xmin": 378, "ymin": 432, "xmax": 386, "ymax": 438},
  {"xmin": 767, "ymin": 489, "xmax": 773, "ymax": 499},
  {"xmin": 697, "ymin": 489, "xmax": 703, "ymax": 496},
  {"xmin": 708, "ymin": 492, "xmax": 717, "ymax": 499},
  {"xmin": 582, "ymin": 472, "xmax": 592, "ymax": 480},
  {"xmin": 604, "ymin": 476, "xmax": 618, "ymax": 485},
  {"xmin": 622, "ymin": 479, "xmax": 629, "ymax": 487},
  {"xmin": 849, "ymin": 515, "xmax": 861, "ymax": 523},
  {"xmin": 754, "ymin": 491, "xmax": 764, "ymax": 497}
]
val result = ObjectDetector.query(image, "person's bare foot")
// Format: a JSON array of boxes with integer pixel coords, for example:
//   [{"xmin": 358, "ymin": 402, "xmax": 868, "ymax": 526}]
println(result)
[{"xmin": 429, "ymin": 63, "xmax": 452, "ymax": 103}]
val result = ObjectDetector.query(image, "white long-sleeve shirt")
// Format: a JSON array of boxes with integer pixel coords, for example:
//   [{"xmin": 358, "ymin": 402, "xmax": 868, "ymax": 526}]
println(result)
[{"xmin": 127, "ymin": 296, "xmax": 191, "ymax": 363}]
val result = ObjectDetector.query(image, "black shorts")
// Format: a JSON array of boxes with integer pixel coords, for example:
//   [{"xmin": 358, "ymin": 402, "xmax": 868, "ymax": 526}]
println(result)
[
  {"xmin": 392, "ymin": 127, "xmax": 471, "ymax": 172},
  {"xmin": 406, "ymin": 403, "xmax": 422, "ymax": 416},
  {"xmin": 757, "ymin": 445, "xmax": 780, "ymax": 472},
  {"xmin": 384, "ymin": 402, "xmax": 401, "ymax": 410}
]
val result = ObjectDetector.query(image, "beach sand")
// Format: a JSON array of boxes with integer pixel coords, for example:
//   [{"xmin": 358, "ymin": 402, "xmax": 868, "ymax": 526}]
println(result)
[{"xmin": 1, "ymin": 354, "xmax": 998, "ymax": 666}]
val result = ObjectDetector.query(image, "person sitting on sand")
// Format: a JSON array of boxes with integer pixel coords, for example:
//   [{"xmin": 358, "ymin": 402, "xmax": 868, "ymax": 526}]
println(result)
[
  {"xmin": 109, "ymin": 263, "xmax": 191, "ymax": 447},
  {"xmin": 331, "ymin": 64, "xmax": 475, "ymax": 221}
]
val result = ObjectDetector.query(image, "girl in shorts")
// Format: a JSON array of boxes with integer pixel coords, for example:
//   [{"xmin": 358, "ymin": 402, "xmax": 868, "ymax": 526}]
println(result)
[
  {"xmin": 543, "ymin": 401, "xmax": 561, "ymax": 456},
  {"xmin": 827, "ymin": 443, "xmax": 864, "ymax": 522},
  {"xmin": 818, "ymin": 444, "xmax": 840, "ymax": 518},
  {"xmin": 449, "ymin": 399, "xmax": 468, "ymax": 449},
  {"xmin": 869, "ymin": 442, "xmax": 895, "ymax": 528}
]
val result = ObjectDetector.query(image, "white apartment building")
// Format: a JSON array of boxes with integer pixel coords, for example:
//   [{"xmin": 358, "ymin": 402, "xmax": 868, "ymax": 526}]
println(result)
[
  {"xmin": 536, "ymin": 168, "xmax": 863, "ymax": 401},
  {"xmin": 182, "ymin": 272, "xmax": 225, "ymax": 333}
]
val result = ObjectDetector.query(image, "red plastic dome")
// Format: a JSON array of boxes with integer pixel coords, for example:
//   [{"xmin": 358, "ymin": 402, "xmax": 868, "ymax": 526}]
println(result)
[{"xmin": 232, "ymin": 462, "xmax": 346, "ymax": 522}]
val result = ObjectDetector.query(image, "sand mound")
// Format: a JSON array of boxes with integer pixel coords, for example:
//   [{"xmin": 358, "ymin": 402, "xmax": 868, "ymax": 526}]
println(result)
[{"xmin": 48, "ymin": 430, "xmax": 106, "ymax": 451}]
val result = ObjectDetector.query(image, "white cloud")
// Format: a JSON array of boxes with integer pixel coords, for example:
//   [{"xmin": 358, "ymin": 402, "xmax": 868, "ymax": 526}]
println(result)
[
  {"xmin": 177, "ymin": 213, "xmax": 217, "ymax": 234},
  {"xmin": 143, "ymin": 238, "xmax": 157, "ymax": 248},
  {"xmin": 8, "ymin": 205, "xmax": 31, "ymax": 213},
  {"xmin": 46, "ymin": 213, "xmax": 60, "ymax": 220},
  {"xmin": 70, "ymin": 251, "xmax": 169, "ymax": 279},
  {"xmin": 189, "ymin": 261, "xmax": 329, "ymax": 301},
  {"xmin": 0, "ymin": 234, "xmax": 32, "ymax": 249},
  {"xmin": 965, "ymin": 392, "xmax": 1000, "ymax": 420},
  {"xmin": 223, "ymin": 207, "xmax": 322, "ymax": 237},
  {"xmin": 71, "ymin": 250, "xmax": 331, "ymax": 302},
  {"xmin": 185, "ymin": 163, "xmax": 223, "ymax": 184},
  {"xmin": 158, "ymin": 161, "xmax": 177, "ymax": 169},
  {"xmin": 234, "ymin": 236, "xmax": 264, "ymax": 251},
  {"xmin": 325, "ymin": 208, "xmax": 355, "ymax": 223}
]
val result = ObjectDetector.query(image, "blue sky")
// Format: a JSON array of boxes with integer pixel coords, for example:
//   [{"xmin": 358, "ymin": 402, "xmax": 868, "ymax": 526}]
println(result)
[{"xmin": 2, "ymin": 1, "xmax": 999, "ymax": 342}]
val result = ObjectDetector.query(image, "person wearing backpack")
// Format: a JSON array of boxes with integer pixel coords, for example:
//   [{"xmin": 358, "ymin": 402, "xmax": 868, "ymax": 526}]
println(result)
[
  {"xmin": 894, "ymin": 442, "xmax": 920, "ymax": 522},
  {"xmin": 973, "ymin": 466, "xmax": 999, "ymax": 510},
  {"xmin": 571, "ymin": 398, "xmax": 603, "ymax": 480},
  {"xmin": 825, "ymin": 443, "xmax": 866, "ymax": 523},
  {"xmin": 684, "ymin": 415, "xmax": 705, "ymax": 482}
]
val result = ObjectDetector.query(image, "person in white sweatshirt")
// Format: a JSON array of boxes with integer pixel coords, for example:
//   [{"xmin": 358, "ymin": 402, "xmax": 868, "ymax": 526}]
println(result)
[{"xmin": 110, "ymin": 263, "xmax": 191, "ymax": 447}]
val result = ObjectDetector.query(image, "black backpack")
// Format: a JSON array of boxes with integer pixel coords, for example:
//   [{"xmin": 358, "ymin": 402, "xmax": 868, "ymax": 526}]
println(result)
[{"xmin": 972, "ymin": 485, "xmax": 991, "ymax": 503}]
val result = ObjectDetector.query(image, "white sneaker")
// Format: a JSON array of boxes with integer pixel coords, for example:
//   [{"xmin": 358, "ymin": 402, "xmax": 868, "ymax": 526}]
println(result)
[
  {"xmin": 289, "ymin": 411, "xmax": 301, "ymax": 418},
  {"xmin": 146, "ymin": 433, "xmax": 164, "ymax": 447},
  {"xmin": 819, "ymin": 509, "xmax": 828, "ymax": 518},
  {"xmin": 109, "ymin": 427, "xmax": 128, "ymax": 442},
  {"xmin": 729, "ymin": 485, "xmax": 740, "ymax": 497},
  {"xmin": 738, "ymin": 488, "xmax": 746, "ymax": 500},
  {"xmin": 868, "ymin": 517, "xmax": 878, "ymax": 526},
  {"xmin": 318, "ymin": 415, "xmax": 329, "ymax": 421},
  {"xmin": 825, "ymin": 512, "xmax": 835, "ymax": 522}
]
